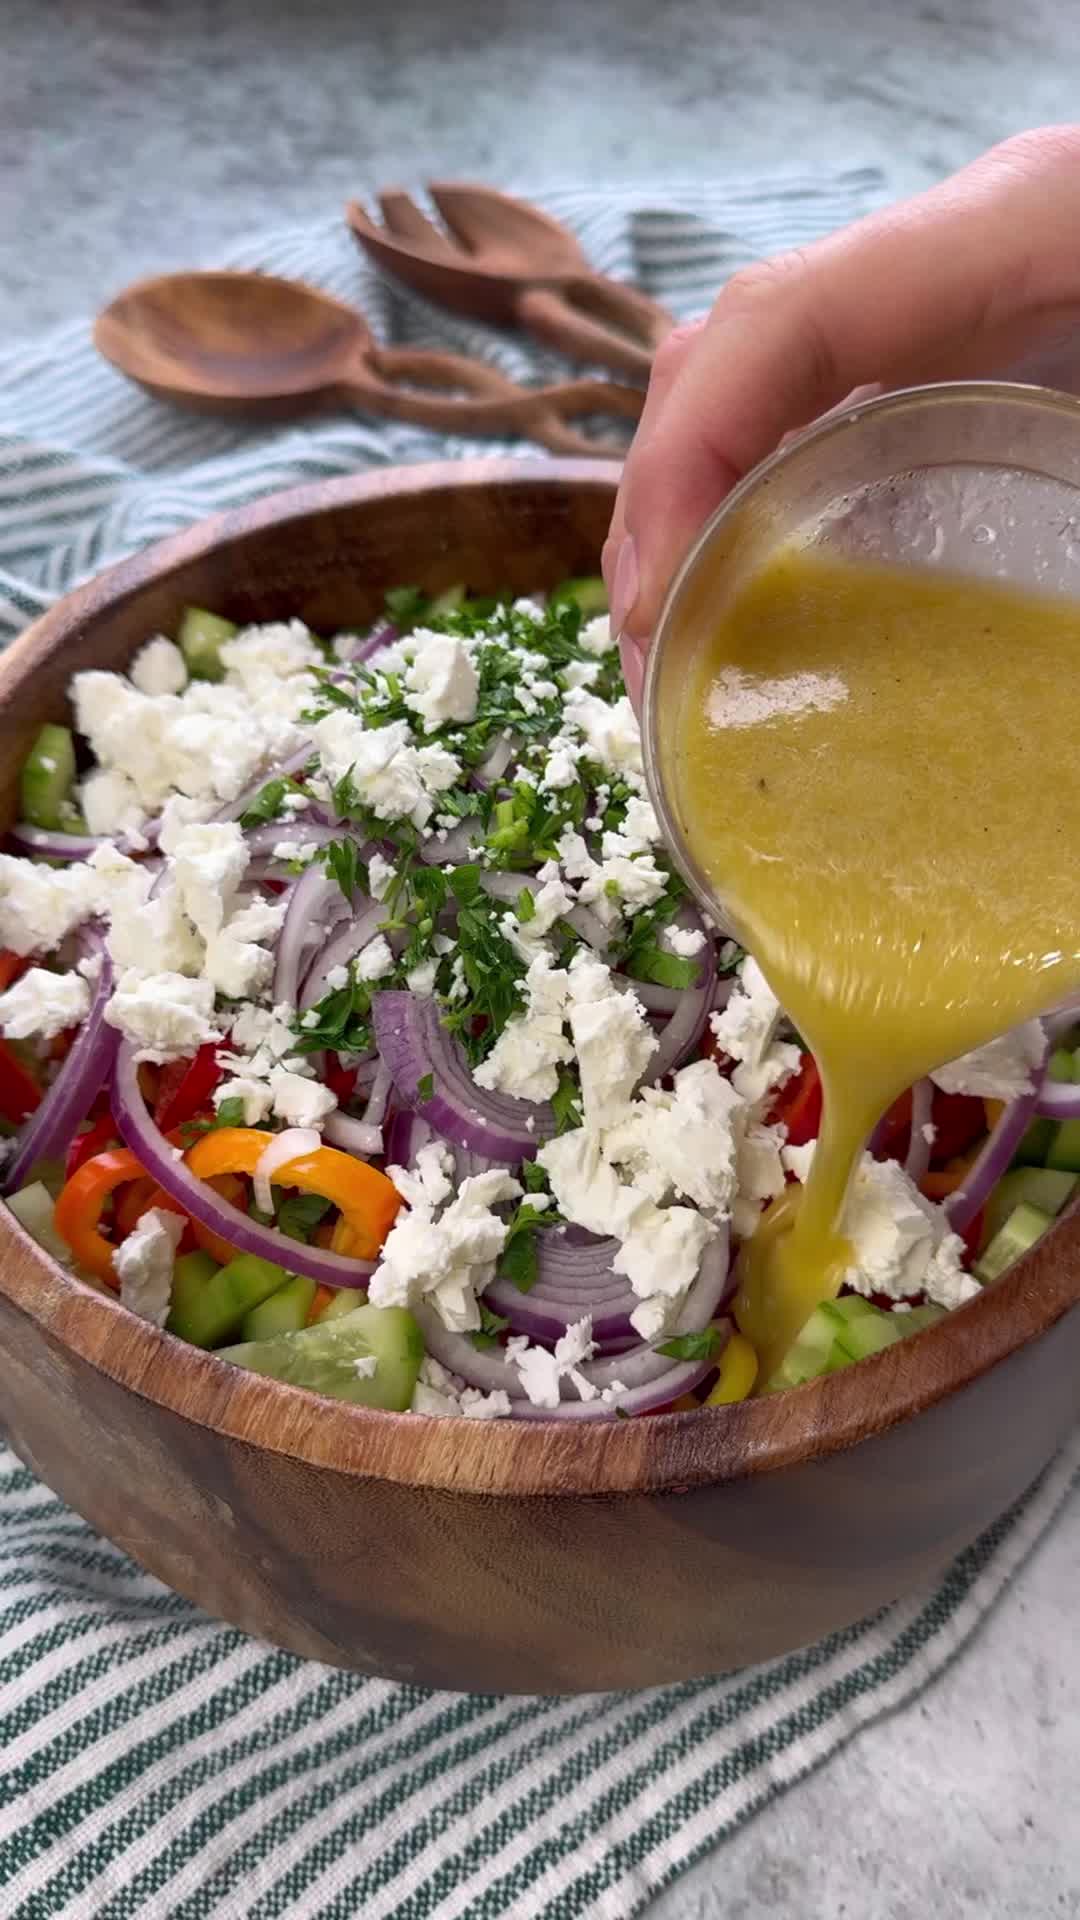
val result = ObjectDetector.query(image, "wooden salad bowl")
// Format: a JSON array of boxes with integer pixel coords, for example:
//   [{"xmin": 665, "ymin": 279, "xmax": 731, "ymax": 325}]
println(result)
[{"xmin": 0, "ymin": 459, "xmax": 1078, "ymax": 1694}]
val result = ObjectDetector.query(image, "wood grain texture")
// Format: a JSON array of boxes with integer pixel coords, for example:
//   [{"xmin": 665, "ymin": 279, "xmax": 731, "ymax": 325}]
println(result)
[
  {"xmin": 0, "ymin": 459, "xmax": 1077, "ymax": 1691},
  {"xmin": 93, "ymin": 271, "xmax": 645, "ymax": 457},
  {"xmin": 346, "ymin": 184, "xmax": 674, "ymax": 380}
]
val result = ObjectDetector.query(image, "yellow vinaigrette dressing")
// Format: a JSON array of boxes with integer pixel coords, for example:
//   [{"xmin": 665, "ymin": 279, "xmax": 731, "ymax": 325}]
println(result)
[{"xmin": 672, "ymin": 547, "xmax": 1080, "ymax": 1385}]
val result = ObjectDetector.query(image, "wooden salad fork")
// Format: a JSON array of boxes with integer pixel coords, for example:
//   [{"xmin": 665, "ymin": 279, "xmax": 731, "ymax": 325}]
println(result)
[
  {"xmin": 93, "ymin": 270, "xmax": 646, "ymax": 458},
  {"xmin": 345, "ymin": 184, "xmax": 674, "ymax": 381}
]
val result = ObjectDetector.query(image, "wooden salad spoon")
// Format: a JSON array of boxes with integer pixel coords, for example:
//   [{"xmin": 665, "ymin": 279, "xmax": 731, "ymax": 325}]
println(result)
[
  {"xmin": 93, "ymin": 270, "xmax": 645, "ymax": 458},
  {"xmin": 346, "ymin": 184, "xmax": 675, "ymax": 381}
]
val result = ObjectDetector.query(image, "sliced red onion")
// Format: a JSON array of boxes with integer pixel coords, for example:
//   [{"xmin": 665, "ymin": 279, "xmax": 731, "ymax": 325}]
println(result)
[
  {"xmin": 485, "ymin": 1231, "xmax": 637, "ymax": 1348},
  {"xmin": 242, "ymin": 822, "xmax": 342, "ymax": 863},
  {"xmin": 564, "ymin": 903, "xmax": 611, "ymax": 952},
  {"xmin": 420, "ymin": 821, "xmax": 479, "ymax": 866},
  {"xmin": 474, "ymin": 735, "xmax": 516, "ymax": 784},
  {"xmin": 298, "ymin": 903, "xmax": 383, "ymax": 1011},
  {"xmin": 903, "ymin": 1078, "xmax": 934, "ymax": 1185},
  {"xmin": 2, "ymin": 939, "xmax": 117, "ymax": 1194},
  {"xmin": 614, "ymin": 973, "xmax": 683, "ymax": 1014},
  {"xmin": 273, "ymin": 862, "xmax": 353, "ymax": 1007},
  {"xmin": 945, "ymin": 1028, "xmax": 1051, "ymax": 1233},
  {"xmin": 383, "ymin": 1109, "xmax": 432, "ymax": 1167},
  {"xmin": 416, "ymin": 1224, "xmax": 730, "ymax": 1414},
  {"xmin": 373, "ymin": 990, "xmax": 555, "ymax": 1159},
  {"xmin": 216, "ymin": 744, "xmax": 317, "ymax": 824},
  {"xmin": 111, "ymin": 1040, "xmax": 375, "ymax": 1287},
  {"xmin": 1034, "ymin": 1077, "xmax": 1080, "ymax": 1119},
  {"xmin": 253, "ymin": 1127, "xmax": 321, "ymax": 1212},
  {"xmin": 361, "ymin": 1060, "xmax": 392, "ymax": 1128},
  {"xmin": 511, "ymin": 1356, "xmax": 714, "ymax": 1420},
  {"xmin": 346, "ymin": 618, "xmax": 398, "ymax": 665},
  {"xmin": 323, "ymin": 1113, "xmax": 384, "ymax": 1157},
  {"xmin": 636, "ymin": 907, "xmax": 713, "ymax": 1085},
  {"xmin": 8, "ymin": 821, "xmax": 159, "ymax": 861}
]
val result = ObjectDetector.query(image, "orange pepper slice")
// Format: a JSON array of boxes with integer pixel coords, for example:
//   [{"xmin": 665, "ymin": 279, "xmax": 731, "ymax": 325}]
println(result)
[
  {"xmin": 184, "ymin": 1127, "xmax": 401, "ymax": 1261},
  {"xmin": 54, "ymin": 1147, "xmax": 147, "ymax": 1285}
]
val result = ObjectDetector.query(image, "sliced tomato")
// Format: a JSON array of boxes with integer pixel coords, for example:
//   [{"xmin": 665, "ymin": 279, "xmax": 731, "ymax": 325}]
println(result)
[
  {"xmin": 767, "ymin": 1052, "xmax": 822, "ymax": 1146},
  {"xmin": 154, "ymin": 1044, "xmax": 223, "ymax": 1135},
  {"xmin": 324, "ymin": 1053, "xmax": 358, "ymax": 1107},
  {"xmin": 928, "ymin": 1091, "xmax": 987, "ymax": 1166},
  {"xmin": 65, "ymin": 1110, "xmax": 118, "ymax": 1180},
  {"xmin": 0, "ymin": 1039, "xmax": 41, "ymax": 1126},
  {"xmin": 0, "ymin": 951, "xmax": 28, "ymax": 993}
]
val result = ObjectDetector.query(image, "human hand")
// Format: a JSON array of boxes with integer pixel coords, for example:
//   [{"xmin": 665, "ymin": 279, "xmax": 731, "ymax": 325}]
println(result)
[{"xmin": 604, "ymin": 127, "xmax": 1080, "ymax": 707}]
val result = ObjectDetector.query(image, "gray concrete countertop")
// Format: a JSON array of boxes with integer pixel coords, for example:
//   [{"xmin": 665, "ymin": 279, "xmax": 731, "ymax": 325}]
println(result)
[{"xmin": 2, "ymin": 2, "xmax": 1079, "ymax": 1913}]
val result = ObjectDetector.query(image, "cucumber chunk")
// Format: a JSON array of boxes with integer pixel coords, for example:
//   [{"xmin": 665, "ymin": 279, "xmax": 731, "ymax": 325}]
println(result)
[
  {"xmin": 167, "ymin": 1252, "xmax": 286, "ymax": 1348},
  {"xmin": 20, "ymin": 724, "xmax": 77, "ymax": 830},
  {"xmin": 6, "ymin": 1181, "xmax": 71, "ymax": 1265},
  {"xmin": 1012, "ymin": 1115, "xmax": 1056, "ymax": 1168},
  {"xmin": 427, "ymin": 583, "xmax": 467, "ymax": 619},
  {"xmin": 240, "ymin": 1273, "xmax": 316, "ymax": 1342},
  {"xmin": 177, "ymin": 606, "xmax": 237, "ymax": 683},
  {"xmin": 1046, "ymin": 1119, "xmax": 1080, "ymax": 1174},
  {"xmin": 218, "ymin": 1303, "xmax": 423, "ymax": 1410},
  {"xmin": 548, "ymin": 576, "xmax": 608, "ymax": 617},
  {"xmin": 973, "ymin": 1202, "xmax": 1054, "ymax": 1285},
  {"xmin": 982, "ymin": 1166, "xmax": 1076, "ymax": 1248},
  {"xmin": 315, "ymin": 1286, "xmax": 367, "ymax": 1323}
]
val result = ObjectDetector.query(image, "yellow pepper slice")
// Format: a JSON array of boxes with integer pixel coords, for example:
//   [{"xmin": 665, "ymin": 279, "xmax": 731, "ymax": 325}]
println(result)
[
  {"xmin": 184, "ymin": 1127, "xmax": 401, "ymax": 1261},
  {"xmin": 705, "ymin": 1331, "xmax": 758, "ymax": 1405}
]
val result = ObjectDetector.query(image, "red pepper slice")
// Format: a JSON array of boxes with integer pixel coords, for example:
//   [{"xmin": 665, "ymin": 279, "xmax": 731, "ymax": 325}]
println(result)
[
  {"xmin": 0, "ymin": 1038, "xmax": 41, "ymax": 1126},
  {"xmin": 154, "ymin": 1044, "xmax": 223, "ymax": 1135},
  {"xmin": 324, "ymin": 1052, "xmax": 358, "ymax": 1107},
  {"xmin": 0, "ymin": 951, "xmax": 28, "ymax": 994},
  {"xmin": 767, "ymin": 1052, "xmax": 822, "ymax": 1147},
  {"xmin": 65, "ymin": 1110, "xmax": 119, "ymax": 1181}
]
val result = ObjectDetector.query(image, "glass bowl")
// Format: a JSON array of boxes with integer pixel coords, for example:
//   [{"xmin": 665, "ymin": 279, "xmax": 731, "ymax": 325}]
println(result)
[{"xmin": 643, "ymin": 380, "xmax": 1080, "ymax": 925}]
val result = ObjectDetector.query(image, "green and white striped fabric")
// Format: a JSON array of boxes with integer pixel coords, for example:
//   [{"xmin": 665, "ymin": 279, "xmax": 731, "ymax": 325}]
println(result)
[{"xmin": 2, "ymin": 172, "xmax": 1078, "ymax": 1919}]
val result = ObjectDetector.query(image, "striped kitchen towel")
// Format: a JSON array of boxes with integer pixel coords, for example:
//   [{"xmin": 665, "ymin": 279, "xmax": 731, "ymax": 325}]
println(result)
[{"xmin": 1, "ymin": 170, "xmax": 1078, "ymax": 1920}]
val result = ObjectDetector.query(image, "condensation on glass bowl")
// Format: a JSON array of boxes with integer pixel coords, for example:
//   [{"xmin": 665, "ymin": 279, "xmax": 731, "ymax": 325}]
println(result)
[{"xmin": 802, "ymin": 465, "xmax": 1080, "ymax": 594}]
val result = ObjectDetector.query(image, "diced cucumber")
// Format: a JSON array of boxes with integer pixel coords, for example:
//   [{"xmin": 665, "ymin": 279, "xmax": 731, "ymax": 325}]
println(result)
[
  {"xmin": 166, "ymin": 1252, "xmax": 287, "ymax": 1348},
  {"xmin": 1048, "ymin": 1048, "xmax": 1076, "ymax": 1083},
  {"xmin": 240, "ymin": 1273, "xmax": 316, "ymax": 1342},
  {"xmin": 763, "ymin": 1294, "xmax": 905, "ymax": 1392},
  {"xmin": 1012, "ymin": 1115, "xmax": 1055, "ymax": 1168},
  {"xmin": 167, "ymin": 1250, "xmax": 222, "ymax": 1340},
  {"xmin": 20, "ymin": 724, "xmax": 77, "ymax": 830},
  {"xmin": 6, "ymin": 1181, "xmax": 71, "ymax": 1265},
  {"xmin": 973, "ymin": 1201, "xmax": 1054, "ymax": 1285},
  {"xmin": 218, "ymin": 1303, "xmax": 423, "ymax": 1410},
  {"xmin": 427, "ymin": 583, "xmax": 466, "ymax": 619},
  {"xmin": 177, "ymin": 606, "xmax": 237, "ymax": 683},
  {"xmin": 762, "ymin": 1302, "xmax": 841, "ymax": 1391},
  {"xmin": 894, "ymin": 1303, "xmax": 947, "ymax": 1334},
  {"xmin": 982, "ymin": 1166, "xmax": 1076, "ymax": 1247},
  {"xmin": 548, "ymin": 575, "xmax": 608, "ymax": 618},
  {"xmin": 1045, "ymin": 1119, "xmax": 1080, "ymax": 1174},
  {"xmin": 315, "ymin": 1286, "xmax": 367, "ymax": 1323}
]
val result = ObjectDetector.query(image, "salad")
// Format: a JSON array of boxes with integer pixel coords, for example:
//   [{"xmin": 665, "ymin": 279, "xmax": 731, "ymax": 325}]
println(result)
[{"xmin": 0, "ymin": 580, "xmax": 1072, "ymax": 1419}]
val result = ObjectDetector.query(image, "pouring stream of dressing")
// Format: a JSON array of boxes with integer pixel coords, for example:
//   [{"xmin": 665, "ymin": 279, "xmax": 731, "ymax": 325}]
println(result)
[{"xmin": 673, "ymin": 546, "xmax": 1080, "ymax": 1384}]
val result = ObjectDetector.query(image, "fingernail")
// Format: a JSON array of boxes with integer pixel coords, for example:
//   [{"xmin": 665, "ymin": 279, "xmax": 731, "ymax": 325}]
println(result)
[
  {"xmin": 608, "ymin": 535, "xmax": 639, "ymax": 640},
  {"xmin": 619, "ymin": 631, "xmax": 646, "ymax": 713}
]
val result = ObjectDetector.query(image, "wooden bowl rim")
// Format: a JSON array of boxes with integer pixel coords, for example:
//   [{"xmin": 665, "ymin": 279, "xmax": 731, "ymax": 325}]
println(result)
[{"xmin": 0, "ymin": 456, "xmax": 1075, "ymax": 1500}]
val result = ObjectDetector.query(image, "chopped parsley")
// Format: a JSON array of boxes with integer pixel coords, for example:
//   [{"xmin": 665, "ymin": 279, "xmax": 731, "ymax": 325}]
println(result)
[
  {"xmin": 416, "ymin": 1072, "xmax": 434, "ymax": 1103},
  {"xmin": 321, "ymin": 837, "xmax": 367, "ymax": 902},
  {"xmin": 551, "ymin": 1069, "xmax": 582, "ymax": 1135},
  {"xmin": 656, "ymin": 1325, "xmax": 727, "ymax": 1362},
  {"xmin": 239, "ymin": 775, "xmax": 308, "ymax": 828},
  {"xmin": 497, "ymin": 1194, "xmax": 561, "ymax": 1293},
  {"xmin": 441, "ymin": 894, "xmax": 527, "ymax": 1065},
  {"xmin": 275, "ymin": 1192, "xmax": 334, "ymax": 1244},
  {"xmin": 470, "ymin": 1302, "xmax": 510, "ymax": 1351}
]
